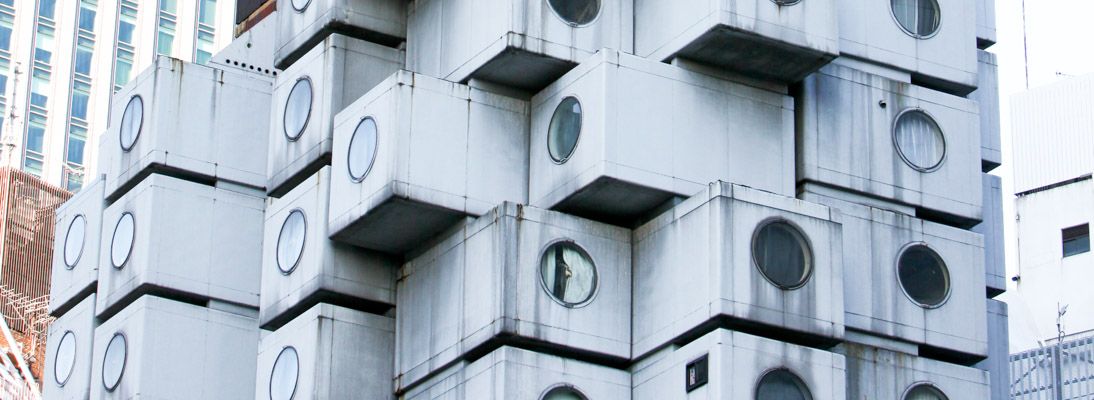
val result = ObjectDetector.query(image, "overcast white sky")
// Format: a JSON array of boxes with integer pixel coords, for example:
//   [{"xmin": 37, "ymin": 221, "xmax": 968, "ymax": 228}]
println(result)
[{"xmin": 993, "ymin": 0, "xmax": 1094, "ymax": 350}]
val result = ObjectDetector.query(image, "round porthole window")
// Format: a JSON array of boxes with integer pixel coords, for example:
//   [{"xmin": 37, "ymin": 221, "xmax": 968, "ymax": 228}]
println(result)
[
  {"xmin": 752, "ymin": 221, "xmax": 813, "ymax": 290},
  {"xmin": 541, "ymin": 385, "xmax": 589, "ymax": 400},
  {"xmin": 110, "ymin": 212, "xmax": 135, "ymax": 269},
  {"xmin": 102, "ymin": 333, "xmax": 126, "ymax": 392},
  {"xmin": 891, "ymin": 0, "xmax": 941, "ymax": 39},
  {"xmin": 756, "ymin": 369, "xmax": 813, "ymax": 400},
  {"xmin": 119, "ymin": 95, "xmax": 143, "ymax": 152},
  {"xmin": 291, "ymin": 0, "xmax": 311, "ymax": 12},
  {"xmin": 63, "ymin": 215, "xmax": 87, "ymax": 269},
  {"xmin": 283, "ymin": 78, "xmax": 313, "ymax": 141},
  {"xmin": 547, "ymin": 96, "xmax": 582, "ymax": 164},
  {"xmin": 904, "ymin": 384, "xmax": 949, "ymax": 400},
  {"xmin": 276, "ymin": 209, "xmax": 307, "ymax": 275},
  {"xmin": 270, "ymin": 346, "xmax": 299, "ymax": 400},
  {"xmin": 54, "ymin": 331, "xmax": 77, "ymax": 387},
  {"xmin": 893, "ymin": 109, "xmax": 946, "ymax": 172},
  {"xmin": 347, "ymin": 117, "xmax": 379, "ymax": 182},
  {"xmin": 897, "ymin": 244, "xmax": 951, "ymax": 308},
  {"xmin": 539, "ymin": 241, "xmax": 597, "ymax": 307},
  {"xmin": 546, "ymin": 0, "xmax": 600, "ymax": 26},
  {"xmin": 772, "ymin": 0, "xmax": 802, "ymax": 5}
]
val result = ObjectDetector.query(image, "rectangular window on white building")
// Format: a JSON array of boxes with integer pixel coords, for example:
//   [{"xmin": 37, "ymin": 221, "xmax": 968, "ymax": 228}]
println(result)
[{"xmin": 1062, "ymin": 224, "xmax": 1090, "ymax": 258}]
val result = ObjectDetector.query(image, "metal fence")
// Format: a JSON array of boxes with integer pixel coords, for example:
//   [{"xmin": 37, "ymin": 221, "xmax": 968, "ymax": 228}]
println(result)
[{"xmin": 1012, "ymin": 334, "xmax": 1094, "ymax": 399}]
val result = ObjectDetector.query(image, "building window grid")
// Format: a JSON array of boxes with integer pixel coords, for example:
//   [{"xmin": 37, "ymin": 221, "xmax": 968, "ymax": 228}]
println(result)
[
  {"xmin": 23, "ymin": 0, "xmax": 58, "ymax": 177},
  {"xmin": 64, "ymin": 0, "xmax": 98, "ymax": 191},
  {"xmin": 113, "ymin": 1, "xmax": 138, "ymax": 93},
  {"xmin": 194, "ymin": 0, "xmax": 216, "ymax": 65},
  {"xmin": 156, "ymin": 1, "xmax": 177, "ymax": 57}
]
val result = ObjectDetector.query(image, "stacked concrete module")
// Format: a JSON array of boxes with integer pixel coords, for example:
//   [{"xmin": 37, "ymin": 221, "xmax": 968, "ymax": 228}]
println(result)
[
  {"xmin": 42, "ymin": 29, "xmax": 275, "ymax": 398},
  {"xmin": 42, "ymin": 0, "xmax": 1010, "ymax": 398}
]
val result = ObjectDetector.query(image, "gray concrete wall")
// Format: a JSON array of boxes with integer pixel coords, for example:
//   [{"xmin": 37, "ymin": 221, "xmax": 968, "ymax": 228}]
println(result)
[
  {"xmin": 49, "ymin": 176, "xmax": 104, "ymax": 315},
  {"xmin": 395, "ymin": 203, "xmax": 631, "ymax": 392},
  {"xmin": 90, "ymin": 296, "xmax": 259, "ymax": 400},
  {"xmin": 800, "ymin": 189, "xmax": 988, "ymax": 359},
  {"xmin": 99, "ymin": 57, "xmax": 273, "ymax": 200},
  {"xmin": 274, "ymin": 0, "xmax": 407, "ymax": 68},
  {"xmin": 255, "ymin": 303, "xmax": 394, "ymax": 400},
  {"xmin": 266, "ymin": 34, "xmax": 404, "ymax": 196},
  {"xmin": 973, "ymin": 173, "xmax": 1007, "ymax": 297},
  {"xmin": 635, "ymin": 0, "xmax": 838, "ymax": 82},
  {"xmin": 798, "ymin": 61, "xmax": 982, "ymax": 226},
  {"xmin": 259, "ymin": 166, "xmax": 397, "ymax": 327},
  {"xmin": 530, "ymin": 50, "xmax": 795, "ymax": 224},
  {"xmin": 96, "ymin": 175, "xmax": 265, "ymax": 317},
  {"xmin": 404, "ymin": 346, "xmax": 631, "ymax": 400},
  {"xmin": 43, "ymin": 294, "xmax": 97, "ymax": 400},
  {"xmin": 328, "ymin": 71, "xmax": 529, "ymax": 254},
  {"xmin": 841, "ymin": 342, "xmax": 990, "ymax": 399},
  {"xmin": 971, "ymin": 50, "xmax": 1002, "ymax": 171},
  {"xmin": 632, "ymin": 329, "xmax": 846, "ymax": 400},
  {"xmin": 632, "ymin": 182, "xmax": 844, "ymax": 358}
]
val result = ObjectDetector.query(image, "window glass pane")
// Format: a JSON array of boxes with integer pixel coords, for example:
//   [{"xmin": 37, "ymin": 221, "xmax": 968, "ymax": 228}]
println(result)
[
  {"xmin": 67, "ymin": 127, "xmax": 87, "ymax": 165},
  {"xmin": 102, "ymin": 333, "xmax": 126, "ymax": 391},
  {"xmin": 347, "ymin": 117, "xmax": 378, "ymax": 181},
  {"xmin": 270, "ymin": 347, "xmax": 299, "ymax": 400},
  {"xmin": 283, "ymin": 78, "xmax": 313, "ymax": 140},
  {"xmin": 547, "ymin": 97, "xmax": 582, "ymax": 163},
  {"xmin": 546, "ymin": 0, "xmax": 600, "ymax": 26},
  {"xmin": 23, "ymin": 157, "xmax": 43, "ymax": 176},
  {"xmin": 199, "ymin": 0, "xmax": 216, "ymax": 25},
  {"xmin": 31, "ymin": 69, "xmax": 50, "ymax": 107},
  {"xmin": 79, "ymin": 4, "xmax": 96, "ymax": 31},
  {"xmin": 35, "ymin": 25, "xmax": 55, "ymax": 63},
  {"xmin": 276, "ymin": 210, "xmax": 306, "ymax": 274},
  {"xmin": 893, "ymin": 110, "xmax": 945, "ymax": 172},
  {"xmin": 540, "ymin": 242, "xmax": 597, "ymax": 306},
  {"xmin": 111, "ymin": 212, "xmax": 135, "ymax": 268},
  {"xmin": 0, "ymin": 13, "xmax": 12, "ymax": 50},
  {"xmin": 114, "ymin": 59, "xmax": 132, "ymax": 88},
  {"xmin": 1062, "ymin": 224, "xmax": 1090, "ymax": 257},
  {"xmin": 75, "ymin": 47, "xmax": 93, "ymax": 75},
  {"xmin": 71, "ymin": 92, "xmax": 89, "ymax": 120},
  {"xmin": 542, "ymin": 387, "xmax": 588, "ymax": 400},
  {"xmin": 915, "ymin": 0, "xmax": 940, "ymax": 36},
  {"xmin": 66, "ymin": 171, "xmax": 83, "ymax": 191},
  {"xmin": 38, "ymin": 0, "xmax": 56, "ymax": 19},
  {"xmin": 159, "ymin": 0, "xmax": 177, "ymax": 13},
  {"xmin": 753, "ymin": 221, "xmax": 812, "ymax": 289},
  {"xmin": 897, "ymin": 245, "xmax": 950, "ymax": 307},
  {"xmin": 905, "ymin": 385, "xmax": 948, "ymax": 400},
  {"xmin": 26, "ymin": 114, "xmax": 46, "ymax": 153},
  {"xmin": 756, "ymin": 370, "xmax": 812, "ymax": 400},
  {"xmin": 54, "ymin": 331, "xmax": 77, "ymax": 385}
]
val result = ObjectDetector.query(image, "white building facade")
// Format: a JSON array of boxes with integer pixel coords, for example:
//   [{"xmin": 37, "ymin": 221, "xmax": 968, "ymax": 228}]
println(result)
[
  {"xmin": 41, "ymin": 0, "xmax": 1009, "ymax": 399},
  {"xmin": 0, "ymin": 0, "xmax": 235, "ymax": 192}
]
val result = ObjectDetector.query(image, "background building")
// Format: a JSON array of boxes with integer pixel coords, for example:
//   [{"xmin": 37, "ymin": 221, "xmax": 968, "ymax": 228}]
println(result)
[
  {"xmin": 40, "ymin": 0, "xmax": 1009, "ymax": 399},
  {"xmin": 0, "ymin": 0, "xmax": 235, "ymax": 192}
]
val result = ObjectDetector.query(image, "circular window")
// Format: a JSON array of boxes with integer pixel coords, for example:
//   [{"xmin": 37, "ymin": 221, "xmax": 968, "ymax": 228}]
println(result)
[
  {"xmin": 541, "ymin": 385, "xmax": 589, "ymax": 400},
  {"xmin": 904, "ymin": 384, "xmax": 949, "ymax": 400},
  {"xmin": 539, "ymin": 241, "xmax": 597, "ymax": 307},
  {"xmin": 547, "ymin": 97, "xmax": 583, "ymax": 164},
  {"xmin": 110, "ymin": 213, "xmax": 136, "ymax": 269},
  {"xmin": 283, "ymin": 78, "xmax": 313, "ymax": 141},
  {"xmin": 119, "ymin": 95, "xmax": 144, "ymax": 152},
  {"xmin": 893, "ymin": 109, "xmax": 946, "ymax": 172},
  {"xmin": 347, "ymin": 117, "xmax": 379, "ymax": 182},
  {"xmin": 546, "ymin": 0, "xmax": 600, "ymax": 26},
  {"xmin": 54, "ymin": 331, "xmax": 77, "ymax": 387},
  {"xmin": 276, "ymin": 210, "xmax": 307, "ymax": 275},
  {"xmin": 291, "ymin": 0, "xmax": 311, "ymax": 12},
  {"xmin": 756, "ymin": 369, "xmax": 813, "ymax": 400},
  {"xmin": 63, "ymin": 215, "xmax": 87, "ymax": 269},
  {"xmin": 897, "ymin": 244, "xmax": 951, "ymax": 308},
  {"xmin": 102, "ymin": 333, "xmax": 126, "ymax": 392},
  {"xmin": 891, "ymin": 0, "xmax": 941, "ymax": 39},
  {"xmin": 752, "ymin": 221, "xmax": 813, "ymax": 290},
  {"xmin": 772, "ymin": 0, "xmax": 802, "ymax": 5},
  {"xmin": 270, "ymin": 346, "xmax": 299, "ymax": 400}
]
